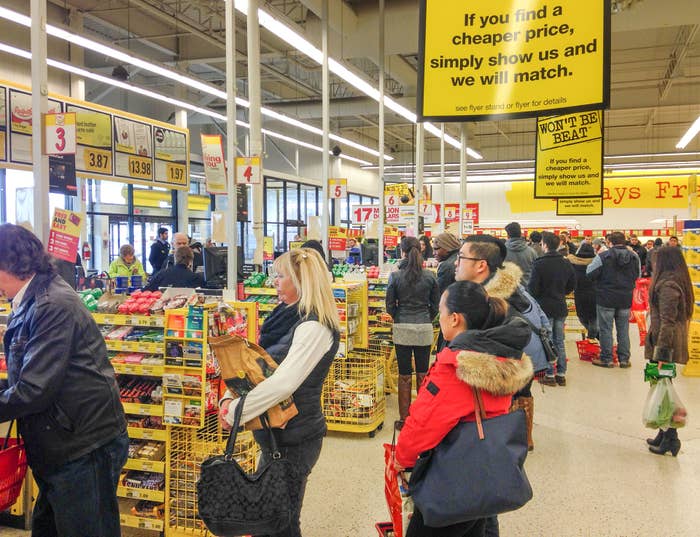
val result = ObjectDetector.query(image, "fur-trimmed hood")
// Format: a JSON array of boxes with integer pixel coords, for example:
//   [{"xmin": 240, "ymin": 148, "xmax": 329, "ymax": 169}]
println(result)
[
  {"xmin": 483, "ymin": 261, "xmax": 522, "ymax": 301},
  {"xmin": 568, "ymin": 254, "xmax": 594, "ymax": 266},
  {"xmin": 455, "ymin": 351, "xmax": 533, "ymax": 395}
]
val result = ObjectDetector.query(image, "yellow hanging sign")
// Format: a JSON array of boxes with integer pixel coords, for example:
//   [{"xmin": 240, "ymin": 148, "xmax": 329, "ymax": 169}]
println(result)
[
  {"xmin": 556, "ymin": 198, "xmax": 603, "ymax": 216},
  {"xmin": 418, "ymin": 0, "xmax": 610, "ymax": 121}
]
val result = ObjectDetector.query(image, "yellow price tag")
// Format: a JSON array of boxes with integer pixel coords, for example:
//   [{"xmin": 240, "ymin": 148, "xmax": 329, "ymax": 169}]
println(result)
[
  {"xmin": 84, "ymin": 148, "xmax": 111, "ymax": 173},
  {"xmin": 128, "ymin": 155, "xmax": 153, "ymax": 180},
  {"xmin": 166, "ymin": 163, "xmax": 187, "ymax": 185}
]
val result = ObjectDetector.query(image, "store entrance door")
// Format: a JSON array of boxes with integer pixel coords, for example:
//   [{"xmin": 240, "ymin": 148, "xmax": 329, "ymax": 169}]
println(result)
[{"xmin": 108, "ymin": 216, "xmax": 174, "ymax": 272}]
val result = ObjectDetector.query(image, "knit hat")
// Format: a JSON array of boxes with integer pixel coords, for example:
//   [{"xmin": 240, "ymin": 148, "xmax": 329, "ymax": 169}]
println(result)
[
  {"xmin": 576, "ymin": 242, "xmax": 595, "ymax": 258},
  {"xmin": 433, "ymin": 232, "xmax": 461, "ymax": 252}
]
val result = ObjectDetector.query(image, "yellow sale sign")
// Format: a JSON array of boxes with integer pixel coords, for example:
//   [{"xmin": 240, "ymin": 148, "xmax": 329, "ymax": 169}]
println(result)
[
  {"xmin": 556, "ymin": 198, "xmax": 603, "ymax": 216},
  {"xmin": 418, "ymin": 0, "xmax": 610, "ymax": 120}
]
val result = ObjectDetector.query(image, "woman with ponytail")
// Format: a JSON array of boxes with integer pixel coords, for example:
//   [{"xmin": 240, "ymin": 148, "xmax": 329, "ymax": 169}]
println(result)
[
  {"xmin": 395, "ymin": 281, "xmax": 533, "ymax": 537},
  {"xmin": 386, "ymin": 236, "xmax": 440, "ymax": 429}
]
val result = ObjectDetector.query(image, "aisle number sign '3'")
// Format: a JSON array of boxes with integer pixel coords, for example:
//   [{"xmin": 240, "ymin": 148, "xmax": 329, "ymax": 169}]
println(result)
[
  {"xmin": 235, "ymin": 156, "xmax": 261, "ymax": 185},
  {"xmin": 44, "ymin": 112, "xmax": 77, "ymax": 156}
]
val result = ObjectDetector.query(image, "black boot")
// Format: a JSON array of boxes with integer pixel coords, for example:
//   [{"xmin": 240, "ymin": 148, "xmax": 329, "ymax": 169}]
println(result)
[
  {"xmin": 646, "ymin": 429, "xmax": 664, "ymax": 447},
  {"xmin": 648, "ymin": 428, "xmax": 681, "ymax": 457}
]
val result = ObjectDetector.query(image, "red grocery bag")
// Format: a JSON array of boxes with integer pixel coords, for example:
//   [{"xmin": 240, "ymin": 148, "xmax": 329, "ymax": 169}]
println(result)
[
  {"xmin": 383, "ymin": 442, "xmax": 404, "ymax": 536},
  {"xmin": 631, "ymin": 278, "xmax": 650, "ymax": 313}
]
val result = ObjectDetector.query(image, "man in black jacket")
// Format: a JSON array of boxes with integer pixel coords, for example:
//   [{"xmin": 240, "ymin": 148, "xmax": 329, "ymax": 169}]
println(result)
[
  {"xmin": 149, "ymin": 226, "xmax": 170, "ymax": 273},
  {"xmin": 0, "ymin": 224, "xmax": 127, "ymax": 537},
  {"xmin": 528, "ymin": 231, "xmax": 576, "ymax": 386},
  {"xmin": 587, "ymin": 231, "xmax": 641, "ymax": 368},
  {"xmin": 144, "ymin": 246, "xmax": 205, "ymax": 291}
]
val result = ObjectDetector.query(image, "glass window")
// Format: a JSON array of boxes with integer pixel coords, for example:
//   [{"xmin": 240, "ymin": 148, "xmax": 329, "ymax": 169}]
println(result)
[{"xmin": 286, "ymin": 182, "xmax": 299, "ymax": 221}]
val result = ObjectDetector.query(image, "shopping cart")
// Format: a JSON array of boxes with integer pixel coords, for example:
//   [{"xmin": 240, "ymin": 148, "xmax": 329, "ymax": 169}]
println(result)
[{"xmin": 0, "ymin": 425, "xmax": 27, "ymax": 512}]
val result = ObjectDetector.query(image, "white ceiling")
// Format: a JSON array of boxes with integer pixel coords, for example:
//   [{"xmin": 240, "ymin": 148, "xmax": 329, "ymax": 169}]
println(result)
[{"xmin": 5, "ymin": 0, "xmax": 700, "ymax": 175}]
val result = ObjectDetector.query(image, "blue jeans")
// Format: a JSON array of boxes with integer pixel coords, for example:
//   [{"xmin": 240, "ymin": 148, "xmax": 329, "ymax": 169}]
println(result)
[
  {"xmin": 597, "ymin": 306, "xmax": 631, "ymax": 364},
  {"xmin": 546, "ymin": 316, "xmax": 567, "ymax": 377},
  {"xmin": 258, "ymin": 435, "xmax": 324, "ymax": 537},
  {"xmin": 31, "ymin": 432, "xmax": 129, "ymax": 537}
]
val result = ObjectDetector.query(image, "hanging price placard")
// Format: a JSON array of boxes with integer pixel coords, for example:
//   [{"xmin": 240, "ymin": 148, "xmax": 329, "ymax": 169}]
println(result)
[
  {"xmin": 328, "ymin": 178, "xmax": 347, "ymax": 199},
  {"xmin": 44, "ymin": 112, "xmax": 76, "ymax": 155},
  {"xmin": 236, "ymin": 156, "xmax": 262, "ymax": 185},
  {"xmin": 351, "ymin": 204, "xmax": 380, "ymax": 225}
]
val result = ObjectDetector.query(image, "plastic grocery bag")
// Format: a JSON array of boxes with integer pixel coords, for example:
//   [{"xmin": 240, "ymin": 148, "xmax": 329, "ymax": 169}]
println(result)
[
  {"xmin": 384, "ymin": 443, "xmax": 414, "ymax": 537},
  {"xmin": 642, "ymin": 377, "xmax": 688, "ymax": 429}
]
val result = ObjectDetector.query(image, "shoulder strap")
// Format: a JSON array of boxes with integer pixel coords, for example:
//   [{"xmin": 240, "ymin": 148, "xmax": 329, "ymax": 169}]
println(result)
[{"xmin": 472, "ymin": 389, "xmax": 486, "ymax": 441}]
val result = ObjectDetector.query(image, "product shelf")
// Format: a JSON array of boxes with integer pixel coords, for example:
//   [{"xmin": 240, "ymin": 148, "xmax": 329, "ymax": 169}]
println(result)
[
  {"xmin": 117, "ymin": 486, "xmax": 165, "ymax": 503},
  {"xmin": 113, "ymin": 363, "xmax": 165, "ymax": 377},
  {"xmin": 122, "ymin": 402, "xmax": 164, "ymax": 417},
  {"xmin": 119, "ymin": 513, "xmax": 165, "ymax": 532},
  {"xmin": 94, "ymin": 313, "xmax": 165, "ymax": 327},
  {"xmin": 127, "ymin": 427, "xmax": 167, "ymax": 442},
  {"xmin": 106, "ymin": 340, "xmax": 163, "ymax": 354},
  {"xmin": 244, "ymin": 286, "xmax": 278, "ymax": 295},
  {"xmin": 124, "ymin": 458, "xmax": 166, "ymax": 473}
]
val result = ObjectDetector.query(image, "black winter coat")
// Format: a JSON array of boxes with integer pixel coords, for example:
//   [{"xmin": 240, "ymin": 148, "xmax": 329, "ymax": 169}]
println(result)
[
  {"xmin": 586, "ymin": 246, "xmax": 640, "ymax": 309},
  {"xmin": 0, "ymin": 273, "xmax": 126, "ymax": 475},
  {"xmin": 568, "ymin": 254, "xmax": 597, "ymax": 323},
  {"xmin": 436, "ymin": 249, "xmax": 459, "ymax": 295},
  {"xmin": 527, "ymin": 251, "xmax": 576, "ymax": 318},
  {"xmin": 144, "ymin": 263, "xmax": 205, "ymax": 291},
  {"xmin": 386, "ymin": 261, "xmax": 440, "ymax": 324}
]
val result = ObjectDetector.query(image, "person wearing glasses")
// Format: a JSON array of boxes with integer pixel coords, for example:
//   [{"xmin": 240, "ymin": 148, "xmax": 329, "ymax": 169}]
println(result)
[{"xmin": 432, "ymin": 232, "xmax": 461, "ymax": 295}]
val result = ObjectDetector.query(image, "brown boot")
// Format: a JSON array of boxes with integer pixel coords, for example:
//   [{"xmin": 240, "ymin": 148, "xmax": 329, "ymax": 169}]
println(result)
[
  {"xmin": 520, "ymin": 396, "xmax": 535, "ymax": 451},
  {"xmin": 415, "ymin": 372, "xmax": 427, "ymax": 394},
  {"xmin": 395, "ymin": 374, "xmax": 413, "ymax": 430}
]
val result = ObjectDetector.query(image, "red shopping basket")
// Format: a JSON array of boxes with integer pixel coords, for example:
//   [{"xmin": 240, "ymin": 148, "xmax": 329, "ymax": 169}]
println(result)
[
  {"xmin": 576, "ymin": 340, "xmax": 618, "ymax": 363},
  {"xmin": 0, "ymin": 433, "xmax": 28, "ymax": 512}
]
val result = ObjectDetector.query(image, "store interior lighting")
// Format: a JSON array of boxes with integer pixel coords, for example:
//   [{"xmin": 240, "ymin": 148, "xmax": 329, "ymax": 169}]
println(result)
[
  {"xmin": 0, "ymin": 6, "xmax": 389, "ymax": 162},
  {"xmin": 676, "ymin": 117, "xmax": 700, "ymax": 149},
  {"xmin": 0, "ymin": 42, "xmax": 371, "ymax": 166}
]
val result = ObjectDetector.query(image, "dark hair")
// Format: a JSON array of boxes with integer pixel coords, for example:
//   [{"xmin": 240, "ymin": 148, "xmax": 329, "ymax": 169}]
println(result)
[
  {"xmin": 609, "ymin": 231, "xmax": 626, "ymax": 245},
  {"xmin": 301, "ymin": 240, "xmax": 326, "ymax": 260},
  {"xmin": 175, "ymin": 246, "xmax": 194, "ymax": 265},
  {"xmin": 529, "ymin": 231, "xmax": 542, "ymax": 243},
  {"xmin": 0, "ymin": 224, "xmax": 54, "ymax": 279},
  {"xmin": 158, "ymin": 227, "xmax": 168, "ymax": 236},
  {"xmin": 444, "ymin": 281, "xmax": 508, "ymax": 330},
  {"xmin": 654, "ymin": 238, "xmax": 663, "ymax": 247},
  {"xmin": 650, "ymin": 246, "xmax": 694, "ymax": 321},
  {"xmin": 464, "ymin": 235, "xmax": 506, "ymax": 273},
  {"xmin": 541, "ymin": 231, "xmax": 560, "ymax": 252},
  {"xmin": 505, "ymin": 222, "xmax": 522, "ymax": 238},
  {"xmin": 400, "ymin": 236, "xmax": 423, "ymax": 285},
  {"xmin": 418, "ymin": 235, "xmax": 433, "ymax": 260}
]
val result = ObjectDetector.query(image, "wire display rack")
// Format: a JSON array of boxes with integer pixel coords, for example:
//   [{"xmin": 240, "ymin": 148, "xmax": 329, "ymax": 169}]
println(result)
[{"xmin": 167, "ymin": 412, "xmax": 258, "ymax": 536}]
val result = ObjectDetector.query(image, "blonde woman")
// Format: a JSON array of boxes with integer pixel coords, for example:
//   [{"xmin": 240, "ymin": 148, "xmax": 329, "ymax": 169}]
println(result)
[{"xmin": 219, "ymin": 248, "xmax": 340, "ymax": 537}]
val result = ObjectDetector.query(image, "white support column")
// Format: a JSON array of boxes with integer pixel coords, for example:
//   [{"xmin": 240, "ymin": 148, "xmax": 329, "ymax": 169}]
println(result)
[
  {"xmin": 378, "ymin": 0, "xmax": 385, "ymax": 263},
  {"xmin": 247, "ymin": 0, "xmax": 264, "ymax": 265},
  {"xmin": 321, "ymin": 0, "xmax": 330, "ymax": 251},
  {"xmin": 69, "ymin": 9, "xmax": 88, "ymax": 261},
  {"xmin": 440, "ymin": 123, "xmax": 446, "ymax": 230},
  {"xmin": 415, "ymin": 124, "xmax": 424, "ymax": 234},
  {"xmin": 175, "ymin": 109, "xmax": 189, "ymax": 234},
  {"xmin": 225, "ymin": 0, "xmax": 238, "ymax": 286},
  {"xmin": 31, "ymin": 0, "xmax": 49, "ymax": 242},
  {"xmin": 459, "ymin": 124, "xmax": 467, "ymax": 237}
]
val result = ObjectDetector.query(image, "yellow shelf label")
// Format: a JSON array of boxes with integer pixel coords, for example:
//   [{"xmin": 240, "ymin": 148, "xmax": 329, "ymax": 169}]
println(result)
[
  {"xmin": 128, "ymin": 155, "xmax": 153, "ymax": 180},
  {"xmin": 166, "ymin": 162, "xmax": 187, "ymax": 185},
  {"xmin": 84, "ymin": 147, "xmax": 111, "ymax": 173}
]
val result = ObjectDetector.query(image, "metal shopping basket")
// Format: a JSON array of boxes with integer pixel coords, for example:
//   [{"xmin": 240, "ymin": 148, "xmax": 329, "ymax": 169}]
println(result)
[{"xmin": 0, "ymin": 424, "xmax": 27, "ymax": 512}]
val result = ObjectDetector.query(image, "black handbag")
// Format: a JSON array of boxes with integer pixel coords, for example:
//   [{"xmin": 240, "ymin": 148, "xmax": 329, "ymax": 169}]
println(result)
[
  {"xmin": 197, "ymin": 395, "xmax": 292, "ymax": 536},
  {"xmin": 522, "ymin": 315, "xmax": 558, "ymax": 364},
  {"xmin": 408, "ymin": 389, "xmax": 532, "ymax": 527}
]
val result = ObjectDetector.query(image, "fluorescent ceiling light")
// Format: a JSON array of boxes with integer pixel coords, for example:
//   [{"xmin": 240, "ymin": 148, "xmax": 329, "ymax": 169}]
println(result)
[
  {"xmin": 0, "ymin": 6, "xmax": 388, "ymax": 162},
  {"xmin": 0, "ymin": 42, "xmax": 366, "ymax": 165},
  {"xmin": 676, "ymin": 117, "xmax": 700, "ymax": 149},
  {"xmin": 232, "ymin": 1, "xmax": 483, "ymax": 160}
]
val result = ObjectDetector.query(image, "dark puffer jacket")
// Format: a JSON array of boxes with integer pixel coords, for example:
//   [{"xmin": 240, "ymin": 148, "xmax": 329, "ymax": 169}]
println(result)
[
  {"xmin": 568, "ymin": 253, "xmax": 597, "ymax": 324},
  {"xmin": 386, "ymin": 260, "xmax": 440, "ymax": 324},
  {"xmin": 528, "ymin": 252, "xmax": 576, "ymax": 318},
  {"xmin": 0, "ymin": 273, "xmax": 126, "ymax": 475},
  {"xmin": 586, "ymin": 245, "xmax": 641, "ymax": 309},
  {"xmin": 644, "ymin": 275, "xmax": 690, "ymax": 364}
]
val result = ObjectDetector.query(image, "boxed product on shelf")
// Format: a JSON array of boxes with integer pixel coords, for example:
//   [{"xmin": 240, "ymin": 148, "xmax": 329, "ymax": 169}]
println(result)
[
  {"xmin": 122, "ymin": 471, "xmax": 165, "ymax": 491},
  {"xmin": 119, "ymin": 378, "xmax": 162, "ymax": 405}
]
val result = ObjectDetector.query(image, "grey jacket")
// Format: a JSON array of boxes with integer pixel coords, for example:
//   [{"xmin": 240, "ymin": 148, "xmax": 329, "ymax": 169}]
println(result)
[
  {"xmin": 505, "ymin": 237, "xmax": 538, "ymax": 285},
  {"xmin": 386, "ymin": 262, "xmax": 440, "ymax": 325},
  {"xmin": 0, "ymin": 273, "xmax": 126, "ymax": 475}
]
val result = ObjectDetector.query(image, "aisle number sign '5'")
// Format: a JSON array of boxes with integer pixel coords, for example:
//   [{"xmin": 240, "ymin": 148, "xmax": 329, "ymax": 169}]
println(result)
[
  {"xmin": 235, "ymin": 156, "xmax": 261, "ymax": 185},
  {"xmin": 328, "ymin": 178, "xmax": 347, "ymax": 199}
]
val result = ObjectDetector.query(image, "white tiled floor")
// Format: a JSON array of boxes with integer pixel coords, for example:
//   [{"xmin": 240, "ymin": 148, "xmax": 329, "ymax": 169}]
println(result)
[{"xmin": 3, "ymin": 328, "xmax": 700, "ymax": 536}]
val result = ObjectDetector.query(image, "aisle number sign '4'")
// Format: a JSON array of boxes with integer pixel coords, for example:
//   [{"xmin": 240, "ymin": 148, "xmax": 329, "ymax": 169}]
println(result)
[{"xmin": 235, "ymin": 156, "xmax": 261, "ymax": 185}]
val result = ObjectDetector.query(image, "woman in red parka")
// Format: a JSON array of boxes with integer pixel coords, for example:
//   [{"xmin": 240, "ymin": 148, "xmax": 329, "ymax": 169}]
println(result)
[{"xmin": 395, "ymin": 281, "xmax": 533, "ymax": 537}]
